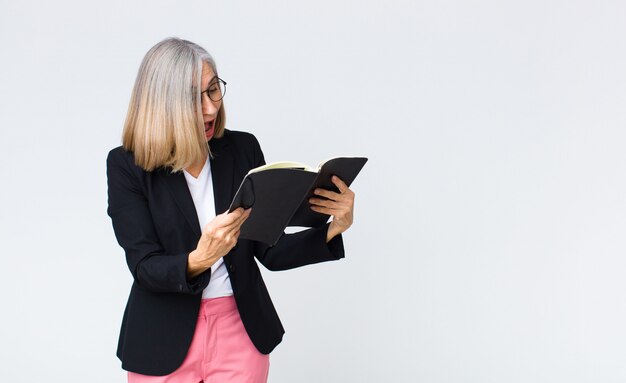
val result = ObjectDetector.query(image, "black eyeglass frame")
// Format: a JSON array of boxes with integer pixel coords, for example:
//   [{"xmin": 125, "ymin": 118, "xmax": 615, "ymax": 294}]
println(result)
[{"xmin": 200, "ymin": 77, "xmax": 227, "ymax": 102}]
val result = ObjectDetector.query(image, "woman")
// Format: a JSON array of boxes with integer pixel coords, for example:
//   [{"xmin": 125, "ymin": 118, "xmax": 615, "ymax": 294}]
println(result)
[{"xmin": 107, "ymin": 37, "xmax": 356, "ymax": 382}]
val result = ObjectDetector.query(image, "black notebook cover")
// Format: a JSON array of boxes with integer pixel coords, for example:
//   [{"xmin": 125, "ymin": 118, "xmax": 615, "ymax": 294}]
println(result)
[{"xmin": 229, "ymin": 157, "xmax": 368, "ymax": 246}]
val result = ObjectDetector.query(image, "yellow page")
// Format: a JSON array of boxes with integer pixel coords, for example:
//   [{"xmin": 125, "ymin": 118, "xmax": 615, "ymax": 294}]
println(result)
[{"xmin": 247, "ymin": 161, "xmax": 316, "ymax": 175}]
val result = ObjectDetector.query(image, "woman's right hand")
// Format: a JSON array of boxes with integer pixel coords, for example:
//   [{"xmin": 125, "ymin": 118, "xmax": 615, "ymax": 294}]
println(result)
[{"xmin": 187, "ymin": 208, "xmax": 251, "ymax": 278}]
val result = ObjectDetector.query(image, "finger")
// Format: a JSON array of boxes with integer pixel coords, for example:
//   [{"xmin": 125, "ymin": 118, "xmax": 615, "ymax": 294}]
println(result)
[
  {"xmin": 229, "ymin": 227, "xmax": 241, "ymax": 247},
  {"xmin": 309, "ymin": 197, "xmax": 342, "ymax": 210},
  {"xmin": 220, "ymin": 208, "xmax": 245, "ymax": 226},
  {"xmin": 209, "ymin": 209, "xmax": 244, "ymax": 235},
  {"xmin": 331, "ymin": 175, "xmax": 349, "ymax": 193},
  {"xmin": 203, "ymin": 211, "xmax": 234, "ymax": 234},
  {"xmin": 226, "ymin": 208, "xmax": 251, "ymax": 233},
  {"xmin": 310, "ymin": 205, "xmax": 339, "ymax": 216},
  {"xmin": 237, "ymin": 208, "xmax": 252, "ymax": 225},
  {"xmin": 313, "ymin": 188, "xmax": 342, "ymax": 201}
]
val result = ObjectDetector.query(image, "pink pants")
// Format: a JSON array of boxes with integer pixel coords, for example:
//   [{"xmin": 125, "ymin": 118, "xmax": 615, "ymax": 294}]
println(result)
[{"xmin": 128, "ymin": 296, "xmax": 269, "ymax": 383}]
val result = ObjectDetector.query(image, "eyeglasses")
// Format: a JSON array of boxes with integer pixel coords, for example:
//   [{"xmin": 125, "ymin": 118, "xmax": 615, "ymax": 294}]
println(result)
[{"xmin": 201, "ymin": 77, "xmax": 227, "ymax": 102}]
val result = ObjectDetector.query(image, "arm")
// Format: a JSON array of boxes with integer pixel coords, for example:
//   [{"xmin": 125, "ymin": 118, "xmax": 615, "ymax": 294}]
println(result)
[
  {"xmin": 246, "ymin": 135, "xmax": 346, "ymax": 271},
  {"xmin": 253, "ymin": 223, "xmax": 345, "ymax": 271},
  {"xmin": 106, "ymin": 149, "xmax": 211, "ymax": 294}
]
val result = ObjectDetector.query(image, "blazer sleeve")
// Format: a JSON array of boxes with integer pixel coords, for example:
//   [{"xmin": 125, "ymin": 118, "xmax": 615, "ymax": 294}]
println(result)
[
  {"xmin": 106, "ymin": 149, "xmax": 211, "ymax": 294},
  {"xmin": 246, "ymin": 135, "xmax": 346, "ymax": 271}
]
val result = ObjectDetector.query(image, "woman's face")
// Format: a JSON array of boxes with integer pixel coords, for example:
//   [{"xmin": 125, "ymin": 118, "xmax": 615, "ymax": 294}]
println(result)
[{"xmin": 200, "ymin": 62, "xmax": 222, "ymax": 141}]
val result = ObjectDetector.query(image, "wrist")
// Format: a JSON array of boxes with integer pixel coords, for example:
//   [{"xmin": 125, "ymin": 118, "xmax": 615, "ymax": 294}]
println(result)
[
  {"xmin": 187, "ymin": 250, "xmax": 210, "ymax": 278},
  {"xmin": 326, "ymin": 225, "xmax": 341, "ymax": 243}
]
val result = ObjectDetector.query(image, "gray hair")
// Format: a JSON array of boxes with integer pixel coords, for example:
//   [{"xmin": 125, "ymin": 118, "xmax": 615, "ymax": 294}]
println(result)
[{"xmin": 122, "ymin": 37, "xmax": 226, "ymax": 171}]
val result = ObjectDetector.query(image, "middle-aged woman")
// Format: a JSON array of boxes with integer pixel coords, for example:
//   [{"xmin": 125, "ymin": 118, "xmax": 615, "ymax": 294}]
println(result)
[{"xmin": 106, "ymin": 37, "xmax": 356, "ymax": 382}]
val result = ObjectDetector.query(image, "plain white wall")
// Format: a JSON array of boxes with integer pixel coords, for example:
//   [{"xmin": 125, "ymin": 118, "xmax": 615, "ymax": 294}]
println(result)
[{"xmin": 1, "ymin": 0, "xmax": 625, "ymax": 382}]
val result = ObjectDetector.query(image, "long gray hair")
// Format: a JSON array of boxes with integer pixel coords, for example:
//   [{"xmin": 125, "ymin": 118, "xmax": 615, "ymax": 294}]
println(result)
[{"xmin": 122, "ymin": 37, "xmax": 226, "ymax": 172}]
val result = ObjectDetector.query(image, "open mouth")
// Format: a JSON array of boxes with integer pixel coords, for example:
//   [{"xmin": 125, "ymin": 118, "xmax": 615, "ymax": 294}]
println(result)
[{"xmin": 204, "ymin": 120, "xmax": 215, "ymax": 136}]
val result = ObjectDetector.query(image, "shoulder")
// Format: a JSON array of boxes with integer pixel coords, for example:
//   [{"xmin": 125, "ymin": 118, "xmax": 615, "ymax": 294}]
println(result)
[
  {"xmin": 220, "ymin": 129, "xmax": 263, "ymax": 156},
  {"xmin": 107, "ymin": 146, "xmax": 135, "ymax": 164},
  {"xmin": 218, "ymin": 129, "xmax": 265, "ymax": 168},
  {"xmin": 105, "ymin": 146, "xmax": 149, "ymax": 185},
  {"xmin": 221, "ymin": 129, "xmax": 261, "ymax": 149},
  {"xmin": 107, "ymin": 146, "xmax": 139, "ymax": 170}
]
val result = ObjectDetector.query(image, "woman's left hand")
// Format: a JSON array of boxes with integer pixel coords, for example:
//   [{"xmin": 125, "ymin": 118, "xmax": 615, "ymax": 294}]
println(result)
[{"xmin": 309, "ymin": 175, "xmax": 355, "ymax": 242}]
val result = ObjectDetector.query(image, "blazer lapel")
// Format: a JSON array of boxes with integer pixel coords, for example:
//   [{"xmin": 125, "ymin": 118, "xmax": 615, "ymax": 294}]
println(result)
[
  {"xmin": 209, "ymin": 135, "xmax": 237, "ymax": 267},
  {"xmin": 160, "ymin": 135, "xmax": 234, "ymax": 240},
  {"xmin": 209, "ymin": 136, "xmax": 234, "ymax": 215},
  {"xmin": 161, "ymin": 169, "xmax": 202, "ymax": 238}
]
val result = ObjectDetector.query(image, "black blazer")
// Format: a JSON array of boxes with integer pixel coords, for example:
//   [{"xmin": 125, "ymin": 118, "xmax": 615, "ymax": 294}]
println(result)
[{"xmin": 107, "ymin": 129, "xmax": 345, "ymax": 376}]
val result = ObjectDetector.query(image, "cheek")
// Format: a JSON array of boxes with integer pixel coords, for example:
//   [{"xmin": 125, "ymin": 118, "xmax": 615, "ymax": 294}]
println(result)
[{"xmin": 203, "ymin": 101, "xmax": 222, "ymax": 114}]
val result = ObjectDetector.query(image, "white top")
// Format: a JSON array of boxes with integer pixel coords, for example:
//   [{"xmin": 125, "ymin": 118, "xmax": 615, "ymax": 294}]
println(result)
[{"xmin": 183, "ymin": 157, "xmax": 233, "ymax": 299}]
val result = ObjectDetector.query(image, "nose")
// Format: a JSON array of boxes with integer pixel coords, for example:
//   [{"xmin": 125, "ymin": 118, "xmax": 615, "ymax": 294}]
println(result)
[{"xmin": 201, "ymin": 93, "xmax": 220, "ymax": 115}]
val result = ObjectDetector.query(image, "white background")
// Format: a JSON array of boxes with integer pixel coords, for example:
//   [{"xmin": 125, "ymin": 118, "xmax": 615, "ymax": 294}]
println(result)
[{"xmin": 1, "ymin": 1, "xmax": 625, "ymax": 382}]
